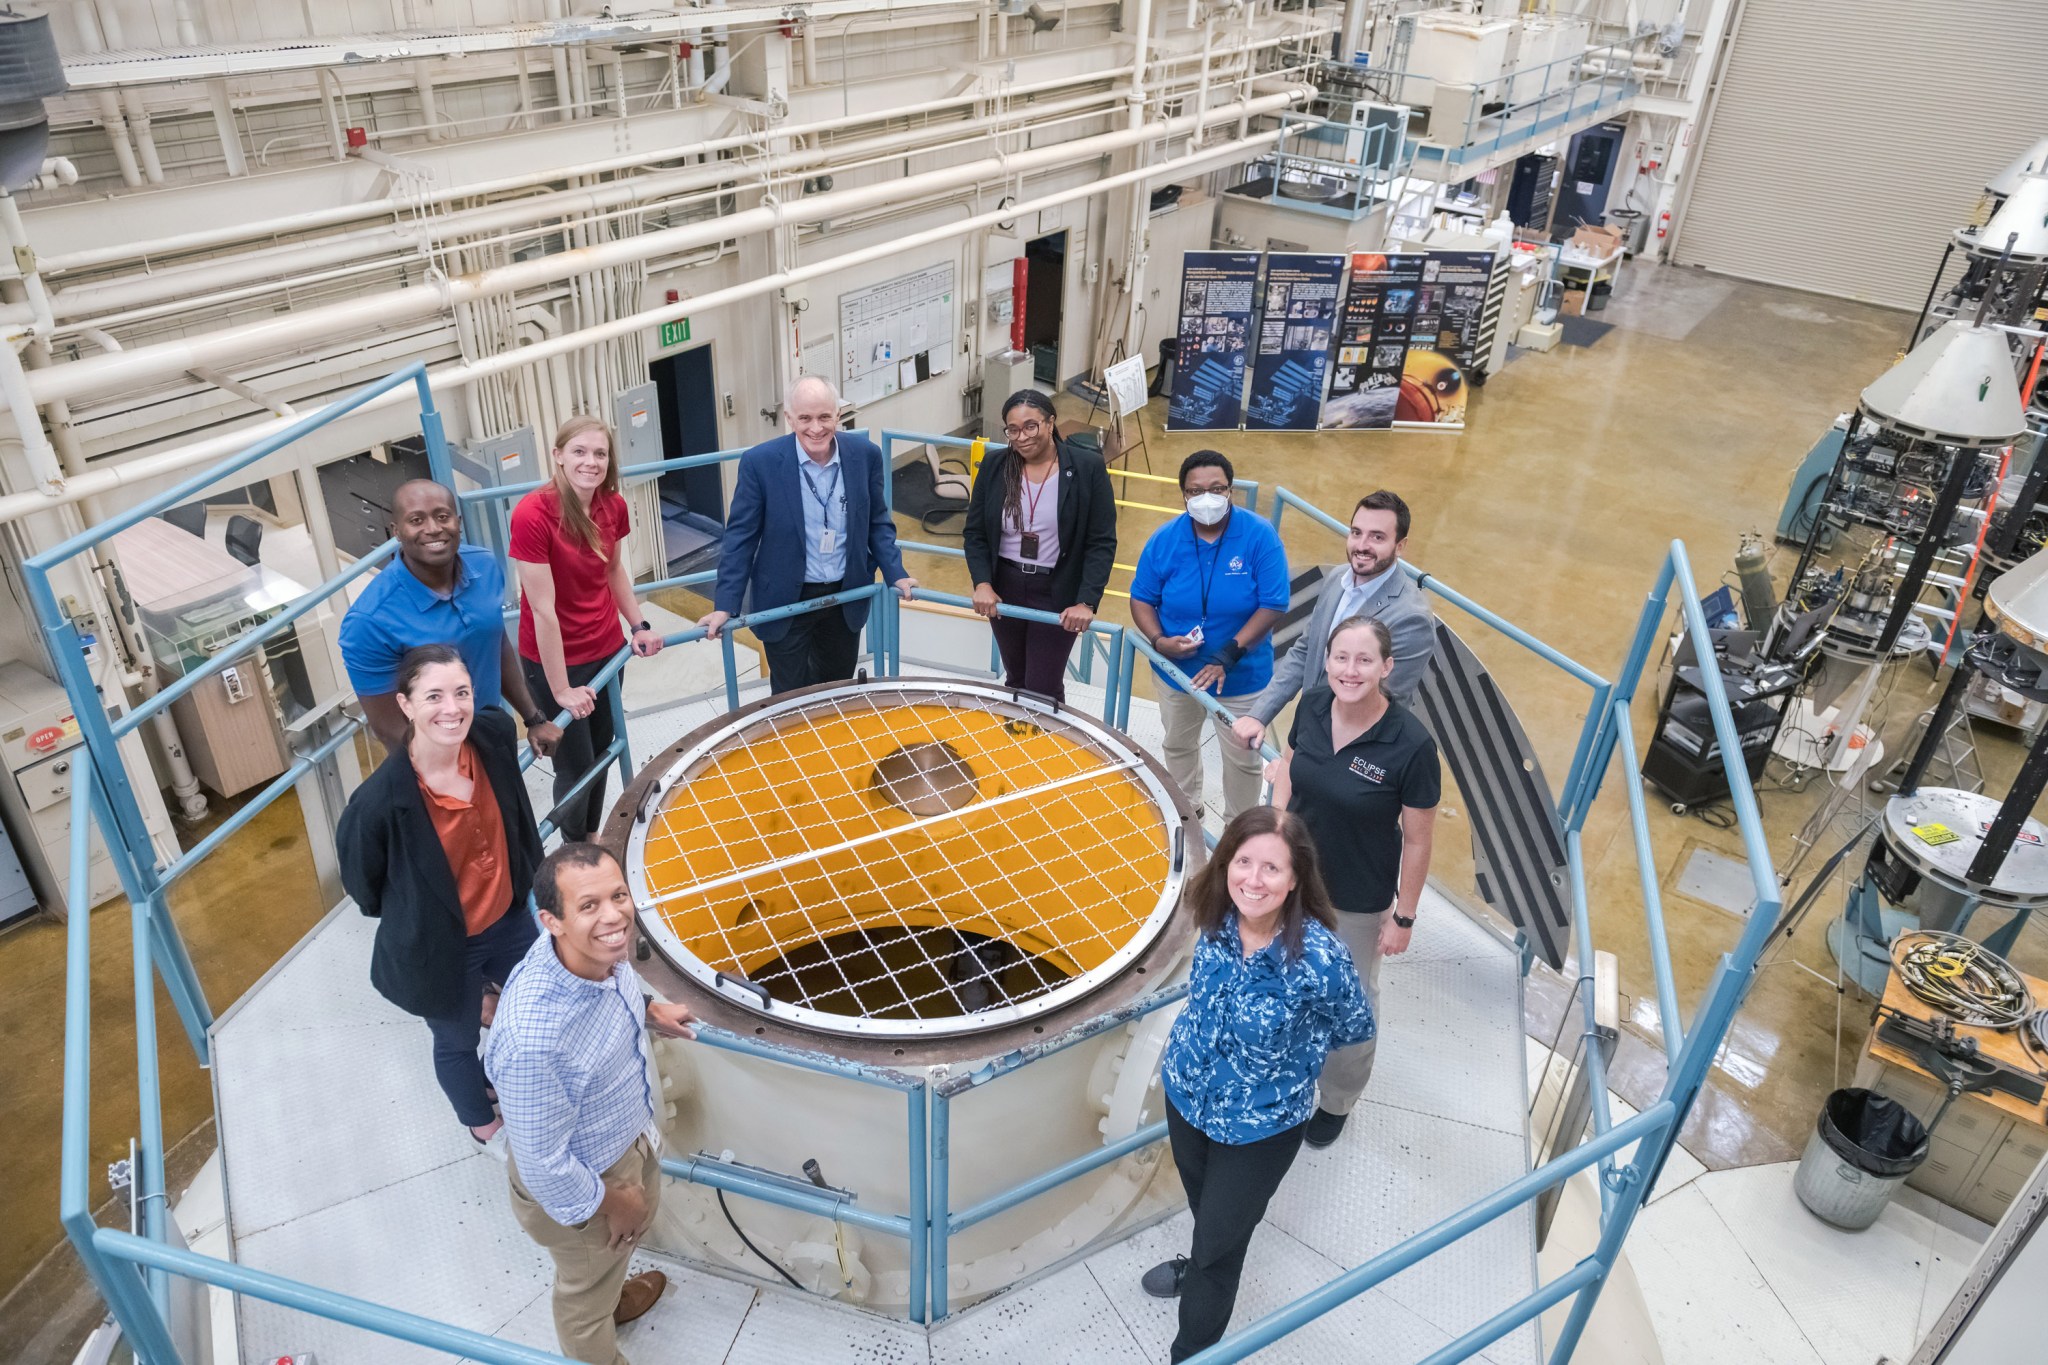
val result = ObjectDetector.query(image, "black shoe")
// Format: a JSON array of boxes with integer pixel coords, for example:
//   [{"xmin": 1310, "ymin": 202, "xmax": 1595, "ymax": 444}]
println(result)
[
  {"xmin": 1304, "ymin": 1108, "xmax": 1348, "ymax": 1149},
  {"xmin": 1142, "ymin": 1255, "xmax": 1188, "ymax": 1298}
]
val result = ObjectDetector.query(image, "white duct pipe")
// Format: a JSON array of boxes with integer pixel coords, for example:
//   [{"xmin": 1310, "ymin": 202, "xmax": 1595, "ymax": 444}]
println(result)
[
  {"xmin": 30, "ymin": 159, "xmax": 79, "ymax": 191},
  {"xmin": 38, "ymin": 62, "xmax": 1139, "ymax": 275},
  {"xmin": 0, "ymin": 122, "xmax": 1294, "ymax": 523},
  {"xmin": 0, "ymin": 196, "xmax": 55, "ymax": 336},
  {"xmin": 87, "ymin": 1, "xmax": 164, "ymax": 183},
  {"xmin": 93, "ymin": 96, "xmax": 144, "ymax": 190},
  {"xmin": 25, "ymin": 89, "xmax": 1306, "ymax": 407},
  {"xmin": 48, "ymin": 86, "xmax": 1128, "ymax": 319},
  {"xmin": 543, "ymin": 0, "xmax": 578, "ymax": 121},
  {"xmin": 63, "ymin": 1, "xmax": 144, "ymax": 188},
  {"xmin": 0, "ymin": 340, "xmax": 67, "ymax": 494},
  {"xmin": 122, "ymin": 92, "xmax": 166, "ymax": 183},
  {"xmin": 208, "ymin": 85, "xmax": 248, "ymax": 176},
  {"xmin": 415, "ymin": 66, "xmax": 442, "ymax": 140}
]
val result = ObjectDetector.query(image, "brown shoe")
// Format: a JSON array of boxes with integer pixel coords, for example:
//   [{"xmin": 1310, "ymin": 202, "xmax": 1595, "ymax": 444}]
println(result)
[{"xmin": 613, "ymin": 1269, "xmax": 666, "ymax": 1325}]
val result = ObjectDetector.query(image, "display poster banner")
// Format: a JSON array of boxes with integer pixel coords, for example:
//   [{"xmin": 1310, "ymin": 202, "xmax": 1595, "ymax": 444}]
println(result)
[
  {"xmin": 1398, "ymin": 252, "xmax": 1493, "ymax": 426},
  {"xmin": 1320, "ymin": 253, "xmax": 1426, "ymax": 430},
  {"xmin": 1245, "ymin": 254, "xmax": 1346, "ymax": 431},
  {"xmin": 1167, "ymin": 252, "xmax": 1260, "ymax": 430}
]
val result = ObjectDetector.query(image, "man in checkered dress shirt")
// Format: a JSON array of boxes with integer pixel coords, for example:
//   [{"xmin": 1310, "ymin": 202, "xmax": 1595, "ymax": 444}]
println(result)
[{"xmin": 485, "ymin": 843, "xmax": 696, "ymax": 1365}]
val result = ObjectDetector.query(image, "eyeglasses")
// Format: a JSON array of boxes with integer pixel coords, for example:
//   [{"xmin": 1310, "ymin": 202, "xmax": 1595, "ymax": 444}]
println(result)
[{"xmin": 1003, "ymin": 421, "xmax": 1048, "ymax": 439}]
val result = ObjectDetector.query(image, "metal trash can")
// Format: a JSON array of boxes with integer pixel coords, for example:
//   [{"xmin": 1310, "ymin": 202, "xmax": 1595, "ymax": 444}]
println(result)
[{"xmin": 1792, "ymin": 1088, "xmax": 1928, "ymax": 1230}]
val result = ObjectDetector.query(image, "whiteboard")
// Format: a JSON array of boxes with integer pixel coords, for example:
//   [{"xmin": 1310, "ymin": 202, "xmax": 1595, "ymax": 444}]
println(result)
[{"xmin": 839, "ymin": 263, "xmax": 956, "ymax": 407}]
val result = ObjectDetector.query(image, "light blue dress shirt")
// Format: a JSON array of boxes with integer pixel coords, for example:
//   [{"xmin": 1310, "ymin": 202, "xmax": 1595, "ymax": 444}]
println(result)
[
  {"xmin": 1335, "ymin": 564, "xmax": 1398, "ymax": 627},
  {"xmin": 797, "ymin": 440, "xmax": 848, "ymax": 584},
  {"xmin": 483, "ymin": 931, "xmax": 661, "ymax": 1225}
]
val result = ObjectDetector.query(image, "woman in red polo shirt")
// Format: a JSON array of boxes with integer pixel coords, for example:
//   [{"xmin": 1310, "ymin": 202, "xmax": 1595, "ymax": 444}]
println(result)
[{"xmin": 511, "ymin": 416, "xmax": 663, "ymax": 841}]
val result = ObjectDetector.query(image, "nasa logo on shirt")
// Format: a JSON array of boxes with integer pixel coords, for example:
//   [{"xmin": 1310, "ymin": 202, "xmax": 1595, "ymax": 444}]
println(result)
[
  {"xmin": 1227, "ymin": 555, "xmax": 1246, "ymax": 574},
  {"xmin": 1349, "ymin": 757, "xmax": 1387, "ymax": 783}
]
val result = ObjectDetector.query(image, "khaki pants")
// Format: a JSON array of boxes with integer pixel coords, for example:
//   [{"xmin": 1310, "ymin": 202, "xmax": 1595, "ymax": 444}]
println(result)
[
  {"xmin": 1317, "ymin": 909, "xmax": 1386, "ymax": 1116},
  {"xmin": 509, "ymin": 1137, "xmax": 662, "ymax": 1365},
  {"xmin": 1157, "ymin": 686, "xmax": 1265, "ymax": 820}
]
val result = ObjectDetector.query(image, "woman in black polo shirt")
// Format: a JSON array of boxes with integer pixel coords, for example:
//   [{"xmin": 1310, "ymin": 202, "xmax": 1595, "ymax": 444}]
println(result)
[{"xmin": 1265, "ymin": 614, "xmax": 1439, "ymax": 1149}]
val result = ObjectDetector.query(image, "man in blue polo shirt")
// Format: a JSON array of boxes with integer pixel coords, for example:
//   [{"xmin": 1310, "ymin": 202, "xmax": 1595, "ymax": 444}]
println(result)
[
  {"xmin": 339, "ymin": 479, "xmax": 562, "ymax": 756},
  {"xmin": 1129, "ymin": 451, "xmax": 1290, "ymax": 820}
]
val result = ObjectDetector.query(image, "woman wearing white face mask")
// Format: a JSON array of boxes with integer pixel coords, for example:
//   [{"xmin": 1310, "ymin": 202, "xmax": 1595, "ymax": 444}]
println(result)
[{"xmin": 1130, "ymin": 451, "xmax": 1291, "ymax": 819}]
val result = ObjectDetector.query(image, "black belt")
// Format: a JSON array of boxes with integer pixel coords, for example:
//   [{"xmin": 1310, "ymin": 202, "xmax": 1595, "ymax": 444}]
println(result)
[{"xmin": 1003, "ymin": 559, "xmax": 1049, "ymax": 576}]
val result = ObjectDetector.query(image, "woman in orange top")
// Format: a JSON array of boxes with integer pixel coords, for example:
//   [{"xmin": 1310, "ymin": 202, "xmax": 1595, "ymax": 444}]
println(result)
[{"xmin": 339, "ymin": 645, "xmax": 546, "ymax": 1149}]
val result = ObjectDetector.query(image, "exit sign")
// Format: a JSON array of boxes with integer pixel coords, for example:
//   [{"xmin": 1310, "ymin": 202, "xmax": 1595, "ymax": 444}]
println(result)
[{"xmin": 659, "ymin": 319, "xmax": 691, "ymax": 348}]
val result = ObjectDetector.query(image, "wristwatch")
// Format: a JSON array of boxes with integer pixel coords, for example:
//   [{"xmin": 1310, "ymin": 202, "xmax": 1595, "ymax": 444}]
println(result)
[
  {"xmin": 633, "ymin": 619, "xmax": 653, "ymax": 634},
  {"xmin": 1391, "ymin": 912, "xmax": 1415, "ymax": 929}
]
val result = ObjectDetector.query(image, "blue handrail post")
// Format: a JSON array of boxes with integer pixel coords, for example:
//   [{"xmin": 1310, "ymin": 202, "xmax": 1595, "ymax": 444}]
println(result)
[
  {"xmin": 928, "ymin": 1091, "xmax": 951, "ymax": 1322},
  {"xmin": 1568, "ymin": 558, "xmax": 1676, "ymax": 831},
  {"xmin": 418, "ymin": 370, "xmax": 455, "ymax": 491},
  {"xmin": 128, "ymin": 881, "xmax": 173, "ymax": 1312},
  {"xmin": 1544, "ymin": 1162, "xmax": 1658, "ymax": 1364},
  {"xmin": 720, "ymin": 630, "xmax": 741, "ymax": 711},
  {"xmin": 606, "ymin": 666, "xmax": 633, "ymax": 787},
  {"xmin": 1556, "ymin": 680, "xmax": 1610, "ymax": 821},
  {"xmin": 906, "ymin": 1083, "xmax": 928, "ymax": 1324},
  {"xmin": 59, "ymin": 769, "xmax": 187, "ymax": 1365}
]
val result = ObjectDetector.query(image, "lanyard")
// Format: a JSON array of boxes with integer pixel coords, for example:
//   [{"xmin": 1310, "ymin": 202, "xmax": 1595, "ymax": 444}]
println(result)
[
  {"xmin": 1019, "ymin": 464, "xmax": 1053, "ymax": 532},
  {"xmin": 800, "ymin": 460, "xmax": 842, "ymax": 516},
  {"xmin": 1190, "ymin": 517, "xmax": 1228, "ymax": 624}
]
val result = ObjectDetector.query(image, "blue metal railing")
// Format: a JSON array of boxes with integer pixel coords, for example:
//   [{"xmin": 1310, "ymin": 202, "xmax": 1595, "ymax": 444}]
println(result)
[{"xmin": 48, "ymin": 364, "xmax": 1777, "ymax": 1364}]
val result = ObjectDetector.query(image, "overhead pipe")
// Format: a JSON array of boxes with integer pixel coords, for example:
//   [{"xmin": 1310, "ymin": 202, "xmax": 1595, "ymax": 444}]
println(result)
[
  {"xmin": 0, "ymin": 121, "xmax": 1297, "ymax": 524},
  {"xmin": 35, "ymin": 61, "xmax": 1140, "ymax": 276},
  {"xmin": 47, "ymin": 85, "xmax": 1131, "ymax": 319},
  {"xmin": 24, "ymin": 88, "xmax": 1308, "ymax": 407},
  {"xmin": 63, "ymin": 0, "xmax": 144, "ymax": 188},
  {"xmin": 121, "ymin": 92, "xmax": 166, "ymax": 183},
  {"xmin": 83, "ymin": 0, "xmax": 166, "ymax": 184}
]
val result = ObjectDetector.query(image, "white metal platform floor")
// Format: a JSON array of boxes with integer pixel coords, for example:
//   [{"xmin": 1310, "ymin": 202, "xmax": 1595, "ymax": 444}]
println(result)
[{"xmin": 212, "ymin": 679, "xmax": 1540, "ymax": 1363}]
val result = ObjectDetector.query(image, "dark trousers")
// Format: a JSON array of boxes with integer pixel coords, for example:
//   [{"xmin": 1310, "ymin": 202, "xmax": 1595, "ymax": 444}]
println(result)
[
  {"xmin": 422, "ymin": 907, "xmax": 539, "ymax": 1127},
  {"xmin": 1166, "ymin": 1097, "xmax": 1308, "ymax": 1362},
  {"xmin": 990, "ymin": 559, "xmax": 1079, "ymax": 704},
  {"xmin": 764, "ymin": 581, "xmax": 862, "ymax": 694},
  {"xmin": 521, "ymin": 655, "xmax": 619, "ymax": 842}
]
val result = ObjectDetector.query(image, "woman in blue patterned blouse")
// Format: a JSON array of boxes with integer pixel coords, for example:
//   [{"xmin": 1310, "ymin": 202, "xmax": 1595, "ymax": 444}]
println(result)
[{"xmin": 1144, "ymin": 805, "xmax": 1375, "ymax": 1361}]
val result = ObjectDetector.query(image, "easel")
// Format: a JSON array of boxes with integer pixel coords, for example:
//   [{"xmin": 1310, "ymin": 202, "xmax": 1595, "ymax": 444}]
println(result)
[{"xmin": 1083, "ymin": 340, "xmax": 1153, "ymax": 495}]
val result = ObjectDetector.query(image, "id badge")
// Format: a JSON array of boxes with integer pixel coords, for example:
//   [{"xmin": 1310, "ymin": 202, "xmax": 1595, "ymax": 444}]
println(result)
[
  {"xmin": 1187, "ymin": 623, "xmax": 1204, "ymax": 644},
  {"xmin": 1019, "ymin": 531, "xmax": 1040, "ymax": 561},
  {"xmin": 818, "ymin": 527, "xmax": 837, "ymax": 554}
]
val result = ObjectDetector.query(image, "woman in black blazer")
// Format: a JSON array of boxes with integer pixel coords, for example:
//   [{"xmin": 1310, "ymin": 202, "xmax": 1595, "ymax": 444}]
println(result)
[
  {"xmin": 963, "ymin": 390, "xmax": 1118, "ymax": 702},
  {"xmin": 338, "ymin": 644, "xmax": 545, "ymax": 1149}
]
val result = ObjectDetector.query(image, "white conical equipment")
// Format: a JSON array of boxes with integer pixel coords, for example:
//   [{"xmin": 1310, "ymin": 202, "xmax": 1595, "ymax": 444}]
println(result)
[
  {"xmin": 1858, "ymin": 319, "xmax": 2028, "ymax": 446},
  {"xmin": 1959, "ymin": 173, "xmax": 2048, "ymax": 263},
  {"xmin": 1985, "ymin": 546, "xmax": 2048, "ymax": 653},
  {"xmin": 1989, "ymin": 135, "xmax": 2048, "ymax": 200}
]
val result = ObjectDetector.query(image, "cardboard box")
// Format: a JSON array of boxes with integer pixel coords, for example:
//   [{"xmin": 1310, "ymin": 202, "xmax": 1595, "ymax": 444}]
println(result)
[
  {"xmin": 1570, "ymin": 223, "xmax": 1624, "ymax": 257},
  {"xmin": 1516, "ymin": 320, "xmax": 1562, "ymax": 352},
  {"xmin": 1559, "ymin": 288, "xmax": 1588, "ymax": 317}
]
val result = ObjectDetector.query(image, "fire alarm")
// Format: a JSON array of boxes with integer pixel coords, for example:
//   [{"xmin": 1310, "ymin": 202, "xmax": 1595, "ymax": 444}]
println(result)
[{"xmin": 665, "ymin": 289, "xmax": 680, "ymax": 305}]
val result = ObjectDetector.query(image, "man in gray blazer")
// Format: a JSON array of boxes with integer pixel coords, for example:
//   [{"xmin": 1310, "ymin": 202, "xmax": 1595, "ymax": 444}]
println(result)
[{"xmin": 1231, "ymin": 489, "xmax": 1435, "ymax": 752}]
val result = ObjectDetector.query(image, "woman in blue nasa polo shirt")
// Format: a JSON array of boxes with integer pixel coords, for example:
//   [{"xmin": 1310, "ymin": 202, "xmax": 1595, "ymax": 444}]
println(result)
[
  {"xmin": 1143, "ymin": 805, "xmax": 1374, "ymax": 1362},
  {"xmin": 1129, "ymin": 451, "xmax": 1291, "ymax": 820}
]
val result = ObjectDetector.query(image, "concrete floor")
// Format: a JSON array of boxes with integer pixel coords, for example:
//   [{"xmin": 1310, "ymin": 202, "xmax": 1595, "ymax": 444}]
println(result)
[{"xmin": 5, "ymin": 261, "xmax": 2038, "ymax": 1358}]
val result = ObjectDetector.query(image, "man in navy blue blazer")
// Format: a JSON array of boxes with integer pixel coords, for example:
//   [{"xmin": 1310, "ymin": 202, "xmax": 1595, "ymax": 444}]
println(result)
[{"xmin": 699, "ymin": 375, "xmax": 916, "ymax": 692}]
